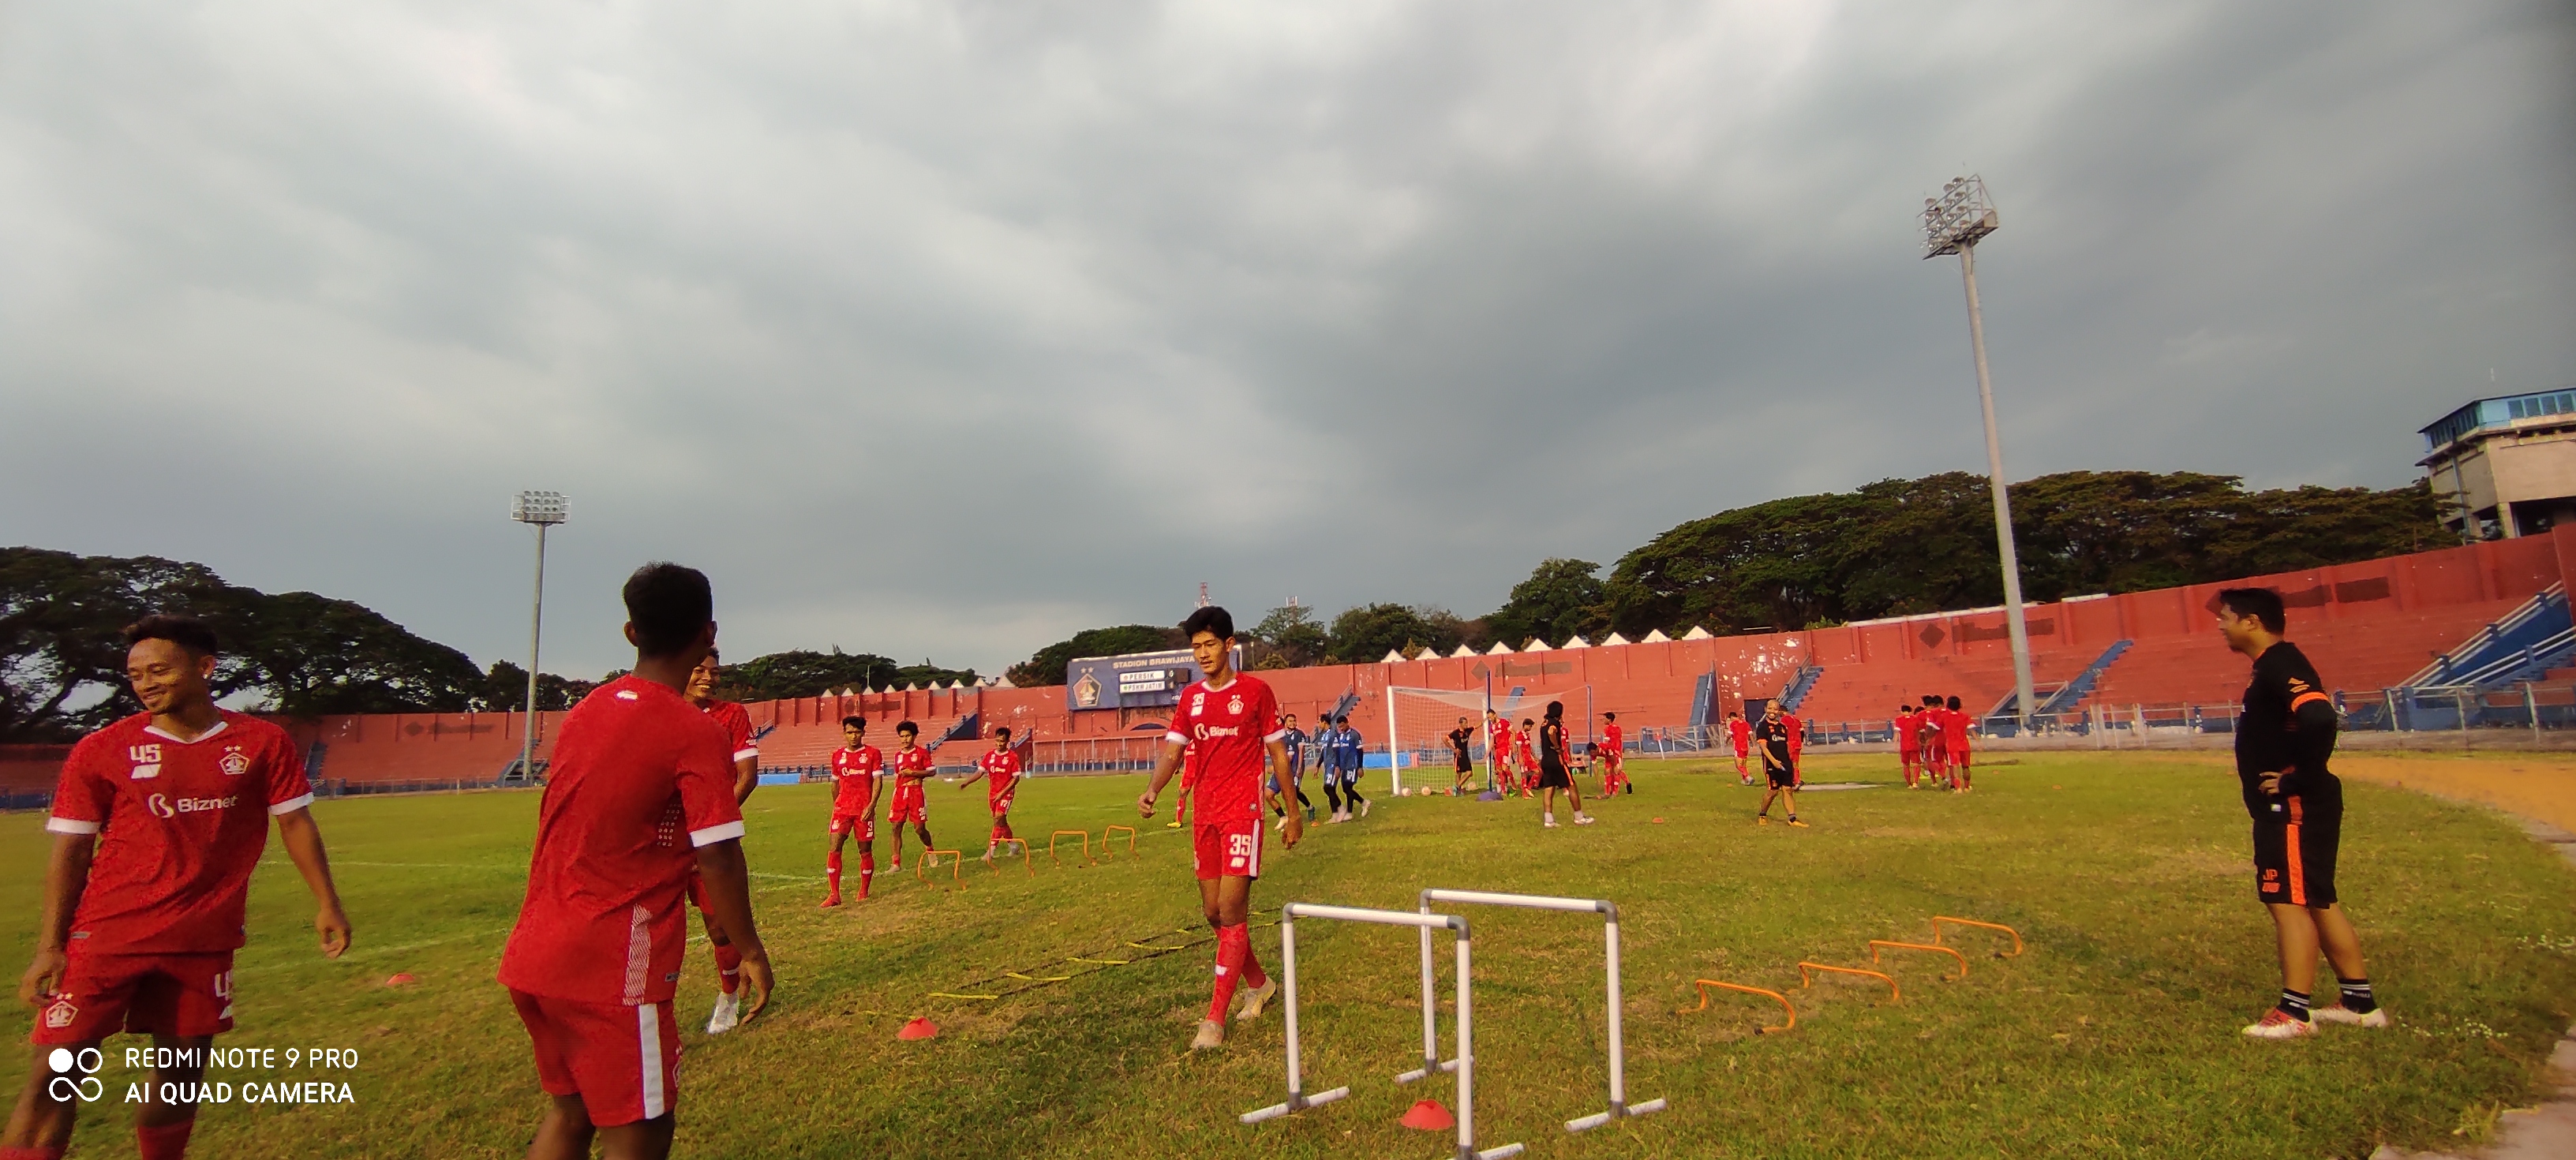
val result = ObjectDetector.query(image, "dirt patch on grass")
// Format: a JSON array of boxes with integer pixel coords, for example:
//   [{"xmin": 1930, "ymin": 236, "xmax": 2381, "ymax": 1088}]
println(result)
[{"xmin": 2335, "ymin": 754, "xmax": 2576, "ymax": 836}]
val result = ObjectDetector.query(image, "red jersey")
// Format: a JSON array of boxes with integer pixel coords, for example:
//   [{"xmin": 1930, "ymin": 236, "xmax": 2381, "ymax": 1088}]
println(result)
[
  {"xmin": 1783, "ymin": 713, "xmax": 1805, "ymax": 759},
  {"xmin": 830, "ymin": 745, "xmax": 882, "ymax": 813},
  {"xmin": 1488, "ymin": 721, "xmax": 1512, "ymax": 754},
  {"xmin": 892, "ymin": 746, "xmax": 932, "ymax": 780},
  {"xmin": 499, "ymin": 676, "xmax": 743, "ymax": 1007},
  {"xmin": 1601, "ymin": 723, "xmax": 1623, "ymax": 754},
  {"xmin": 46, "ymin": 711, "xmax": 315, "ymax": 955},
  {"xmin": 1895, "ymin": 710, "xmax": 1920, "ymax": 753},
  {"xmin": 977, "ymin": 748, "xmax": 1021, "ymax": 801},
  {"xmin": 1166, "ymin": 675, "xmax": 1284, "ymax": 823},
  {"xmin": 1942, "ymin": 709, "xmax": 1971, "ymax": 746},
  {"xmin": 701, "ymin": 699, "xmax": 759, "ymax": 764},
  {"xmin": 1728, "ymin": 718, "xmax": 1750, "ymax": 749}
]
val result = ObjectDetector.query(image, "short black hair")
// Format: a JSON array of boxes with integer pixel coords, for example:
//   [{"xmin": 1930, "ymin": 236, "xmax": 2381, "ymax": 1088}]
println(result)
[
  {"xmin": 1181, "ymin": 605, "xmax": 1235, "ymax": 640},
  {"xmin": 1545, "ymin": 701, "xmax": 1563, "ymax": 720},
  {"xmin": 896, "ymin": 720, "xmax": 919, "ymax": 736},
  {"xmin": 1922, "ymin": 694, "xmax": 1941, "ymax": 706},
  {"xmin": 1946, "ymin": 695, "xmax": 1962, "ymax": 711},
  {"xmin": 125, "ymin": 614, "xmax": 219, "ymax": 657},
  {"xmin": 2217, "ymin": 587, "xmax": 2287, "ymax": 634},
  {"xmin": 623, "ymin": 563, "xmax": 713, "ymax": 658},
  {"xmin": 994, "ymin": 726, "xmax": 1012, "ymax": 740},
  {"xmin": 1603, "ymin": 711, "xmax": 1616, "ymax": 721},
  {"xmin": 841, "ymin": 716, "xmax": 867, "ymax": 730}
]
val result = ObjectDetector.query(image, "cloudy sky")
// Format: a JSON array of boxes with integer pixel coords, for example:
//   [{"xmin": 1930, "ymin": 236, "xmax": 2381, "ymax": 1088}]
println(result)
[{"xmin": 2, "ymin": 1, "xmax": 2570, "ymax": 679}]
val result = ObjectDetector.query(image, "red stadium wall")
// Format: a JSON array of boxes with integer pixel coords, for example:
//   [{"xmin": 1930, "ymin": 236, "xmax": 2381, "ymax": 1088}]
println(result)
[{"xmin": 9, "ymin": 529, "xmax": 2563, "ymax": 800}]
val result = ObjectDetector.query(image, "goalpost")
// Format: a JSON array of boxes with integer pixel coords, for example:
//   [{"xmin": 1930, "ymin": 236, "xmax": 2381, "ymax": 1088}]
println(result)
[{"xmin": 1388, "ymin": 684, "xmax": 1594, "ymax": 794}]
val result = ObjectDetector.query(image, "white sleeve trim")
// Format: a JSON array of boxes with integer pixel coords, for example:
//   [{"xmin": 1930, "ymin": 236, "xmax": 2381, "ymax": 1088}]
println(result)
[
  {"xmin": 1263, "ymin": 728, "xmax": 1290, "ymax": 743},
  {"xmin": 732, "ymin": 747, "xmax": 761, "ymax": 761},
  {"xmin": 268, "ymin": 792, "xmax": 316, "ymax": 816},
  {"xmin": 46, "ymin": 817, "xmax": 102, "ymax": 836},
  {"xmin": 1163, "ymin": 731, "xmax": 1189, "ymax": 745},
  {"xmin": 689, "ymin": 820, "xmax": 747, "ymax": 847}
]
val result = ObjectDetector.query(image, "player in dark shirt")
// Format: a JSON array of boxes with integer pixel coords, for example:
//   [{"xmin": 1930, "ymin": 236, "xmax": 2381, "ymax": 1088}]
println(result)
[
  {"xmin": 2217, "ymin": 587, "xmax": 2383, "ymax": 1039},
  {"xmin": 1448, "ymin": 717, "xmax": 1478, "ymax": 795},
  {"xmin": 1752, "ymin": 699, "xmax": 1806, "ymax": 828}
]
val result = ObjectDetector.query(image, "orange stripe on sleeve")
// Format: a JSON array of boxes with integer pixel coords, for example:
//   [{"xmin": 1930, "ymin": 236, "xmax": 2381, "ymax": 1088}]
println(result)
[{"xmin": 2290, "ymin": 691, "xmax": 2332, "ymax": 712}]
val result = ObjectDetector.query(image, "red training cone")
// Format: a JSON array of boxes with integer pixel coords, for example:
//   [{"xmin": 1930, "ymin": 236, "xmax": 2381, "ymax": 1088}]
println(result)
[
  {"xmin": 1400, "ymin": 1099, "xmax": 1455, "ymax": 1131},
  {"xmin": 898, "ymin": 1017, "xmax": 939, "ymax": 1041},
  {"xmin": 383, "ymin": 973, "xmax": 417, "ymax": 987}
]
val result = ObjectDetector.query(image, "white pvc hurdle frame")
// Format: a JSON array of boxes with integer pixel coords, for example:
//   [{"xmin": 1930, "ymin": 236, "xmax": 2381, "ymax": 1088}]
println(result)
[
  {"xmin": 1404, "ymin": 889, "xmax": 1668, "ymax": 1133},
  {"xmin": 1240, "ymin": 903, "xmax": 1523, "ymax": 1160}
]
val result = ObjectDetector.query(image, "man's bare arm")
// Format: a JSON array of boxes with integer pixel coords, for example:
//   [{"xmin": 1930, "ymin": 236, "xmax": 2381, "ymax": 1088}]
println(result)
[
  {"xmin": 732, "ymin": 756, "xmax": 759, "ymax": 805},
  {"xmin": 693, "ymin": 840, "xmax": 772, "ymax": 1020},
  {"xmin": 275, "ymin": 807, "xmax": 352, "ymax": 958},
  {"xmin": 17, "ymin": 834, "xmax": 94, "ymax": 1005},
  {"xmin": 1136, "ymin": 740, "xmax": 1187, "ymax": 816}
]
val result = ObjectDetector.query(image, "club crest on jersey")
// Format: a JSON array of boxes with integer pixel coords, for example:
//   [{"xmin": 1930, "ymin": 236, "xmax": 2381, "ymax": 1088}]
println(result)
[
  {"xmin": 219, "ymin": 747, "xmax": 250, "ymax": 777},
  {"xmin": 1229, "ymin": 694, "xmax": 1244, "ymax": 715},
  {"xmin": 43, "ymin": 999, "xmax": 77, "ymax": 1029}
]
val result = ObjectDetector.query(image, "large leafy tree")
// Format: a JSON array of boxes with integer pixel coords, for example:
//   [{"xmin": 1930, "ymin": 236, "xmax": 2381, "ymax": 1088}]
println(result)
[
  {"xmin": 1486, "ymin": 558, "xmax": 1609, "ymax": 647},
  {"xmin": 1005, "ymin": 625, "xmax": 1184, "ymax": 689},
  {"xmin": 2, "ymin": 547, "xmax": 485, "ymax": 740},
  {"xmin": 1327, "ymin": 604, "xmax": 1464, "ymax": 662},
  {"xmin": 716, "ymin": 649, "xmax": 975, "ymax": 701},
  {"xmin": 1599, "ymin": 471, "xmax": 2444, "ymax": 637},
  {"xmin": 1249, "ymin": 604, "xmax": 1330, "ymax": 669}
]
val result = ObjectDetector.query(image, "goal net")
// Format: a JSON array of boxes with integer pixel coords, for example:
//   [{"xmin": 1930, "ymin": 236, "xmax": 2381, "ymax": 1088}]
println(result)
[{"xmin": 1387, "ymin": 684, "xmax": 1594, "ymax": 794}]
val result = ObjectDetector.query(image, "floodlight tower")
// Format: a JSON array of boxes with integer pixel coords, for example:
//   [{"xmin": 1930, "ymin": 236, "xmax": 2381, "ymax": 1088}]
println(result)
[
  {"xmin": 1923, "ymin": 175, "xmax": 2036, "ymax": 734},
  {"xmin": 511, "ymin": 491, "xmax": 567, "ymax": 780}
]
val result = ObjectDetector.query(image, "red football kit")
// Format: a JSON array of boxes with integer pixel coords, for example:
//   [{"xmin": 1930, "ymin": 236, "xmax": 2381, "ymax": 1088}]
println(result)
[
  {"xmin": 1944, "ymin": 708, "xmax": 1971, "ymax": 759},
  {"xmin": 1728, "ymin": 717, "xmax": 1751, "ymax": 757},
  {"xmin": 1165, "ymin": 675, "xmax": 1285, "ymax": 880},
  {"xmin": 498, "ymin": 675, "xmax": 743, "ymax": 1127},
  {"xmin": 829, "ymin": 745, "xmax": 882, "ymax": 839},
  {"xmin": 978, "ymin": 748, "xmax": 1022, "ymax": 815},
  {"xmin": 888, "ymin": 746, "xmax": 932, "ymax": 825},
  {"xmin": 38, "ymin": 711, "xmax": 315, "ymax": 1045},
  {"xmin": 702, "ymin": 699, "xmax": 759, "ymax": 766},
  {"xmin": 1895, "ymin": 710, "xmax": 1920, "ymax": 755}
]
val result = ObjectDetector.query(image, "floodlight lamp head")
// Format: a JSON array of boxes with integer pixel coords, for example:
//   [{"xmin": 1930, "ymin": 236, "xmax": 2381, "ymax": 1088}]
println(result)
[
  {"xmin": 512, "ymin": 490, "xmax": 568, "ymax": 526},
  {"xmin": 1922, "ymin": 174, "xmax": 1999, "ymax": 258}
]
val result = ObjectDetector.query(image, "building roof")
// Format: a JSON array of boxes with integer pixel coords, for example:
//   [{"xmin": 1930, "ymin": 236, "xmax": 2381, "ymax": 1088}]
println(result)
[{"xmin": 2422, "ymin": 387, "xmax": 2576, "ymax": 454}]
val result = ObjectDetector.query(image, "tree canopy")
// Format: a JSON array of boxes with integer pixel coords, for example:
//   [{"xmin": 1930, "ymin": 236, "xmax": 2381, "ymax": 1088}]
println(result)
[
  {"xmin": 1005, "ymin": 624, "xmax": 1185, "ymax": 688},
  {"xmin": 714, "ymin": 649, "xmax": 975, "ymax": 701}
]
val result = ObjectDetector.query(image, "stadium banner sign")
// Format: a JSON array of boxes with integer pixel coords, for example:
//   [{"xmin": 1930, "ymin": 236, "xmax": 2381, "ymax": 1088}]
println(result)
[{"xmin": 1066, "ymin": 646, "xmax": 1242, "ymax": 713}]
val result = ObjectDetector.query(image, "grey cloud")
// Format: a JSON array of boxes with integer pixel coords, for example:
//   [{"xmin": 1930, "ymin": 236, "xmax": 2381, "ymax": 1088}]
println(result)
[{"xmin": 1, "ymin": 0, "xmax": 2567, "ymax": 677}]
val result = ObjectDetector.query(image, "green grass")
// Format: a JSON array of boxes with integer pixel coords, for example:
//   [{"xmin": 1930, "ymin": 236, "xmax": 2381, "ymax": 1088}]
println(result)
[{"xmin": 5, "ymin": 753, "xmax": 2575, "ymax": 1158}]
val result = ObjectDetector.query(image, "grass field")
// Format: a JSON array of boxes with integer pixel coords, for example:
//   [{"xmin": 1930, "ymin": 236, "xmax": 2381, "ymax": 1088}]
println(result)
[{"xmin": 5, "ymin": 751, "xmax": 2575, "ymax": 1158}]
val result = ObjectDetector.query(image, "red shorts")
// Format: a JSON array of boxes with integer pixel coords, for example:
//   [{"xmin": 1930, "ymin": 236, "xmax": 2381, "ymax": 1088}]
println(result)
[
  {"xmin": 888, "ymin": 780, "xmax": 927, "ymax": 825},
  {"xmin": 829, "ymin": 810, "xmax": 874, "ymax": 840},
  {"xmin": 1732, "ymin": 743, "xmax": 1749, "ymax": 758},
  {"xmin": 987, "ymin": 792, "xmax": 1015, "ymax": 817},
  {"xmin": 33, "ymin": 951, "xmax": 234, "ymax": 1045},
  {"xmin": 1949, "ymin": 743, "xmax": 1971, "ymax": 764},
  {"xmin": 510, "ymin": 990, "xmax": 681, "ymax": 1128},
  {"xmin": 1192, "ymin": 818, "xmax": 1263, "ymax": 881}
]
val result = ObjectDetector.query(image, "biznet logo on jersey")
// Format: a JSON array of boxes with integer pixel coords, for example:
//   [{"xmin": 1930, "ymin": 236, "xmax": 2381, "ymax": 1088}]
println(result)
[
  {"xmin": 145, "ymin": 793, "xmax": 238, "ymax": 819},
  {"xmin": 1193, "ymin": 724, "xmax": 1241, "ymax": 740}
]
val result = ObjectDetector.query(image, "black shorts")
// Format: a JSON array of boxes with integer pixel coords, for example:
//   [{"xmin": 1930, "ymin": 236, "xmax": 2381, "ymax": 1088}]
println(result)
[
  {"xmin": 2252, "ymin": 793, "xmax": 2340, "ymax": 907},
  {"xmin": 1537, "ymin": 762, "xmax": 1571, "ymax": 789},
  {"xmin": 1766, "ymin": 765, "xmax": 1796, "ymax": 788},
  {"xmin": 1454, "ymin": 754, "xmax": 1473, "ymax": 773}
]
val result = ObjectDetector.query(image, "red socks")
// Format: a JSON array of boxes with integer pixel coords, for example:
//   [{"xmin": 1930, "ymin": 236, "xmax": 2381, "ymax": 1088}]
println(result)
[
  {"xmin": 1208, "ymin": 923, "xmax": 1256, "ymax": 1022},
  {"xmin": 2, "ymin": 1146, "xmax": 69, "ymax": 1160},
  {"xmin": 713, "ymin": 943, "xmax": 742, "ymax": 995},
  {"xmin": 826, "ymin": 850, "xmax": 843, "ymax": 895},
  {"xmin": 859, "ymin": 851, "xmax": 875, "ymax": 898},
  {"xmin": 138, "ymin": 1120, "xmax": 194, "ymax": 1160},
  {"xmin": 990, "ymin": 819, "xmax": 1014, "ymax": 841}
]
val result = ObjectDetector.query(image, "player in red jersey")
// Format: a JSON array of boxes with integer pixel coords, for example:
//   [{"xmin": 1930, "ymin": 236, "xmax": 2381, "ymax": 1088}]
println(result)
[
  {"xmin": 1599, "ymin": 712, "xmax": 1627, "ymax": 795},
  {"xmin": 1943, "ymin": 695, "xmax": 1973, "ymax": 792},
  {"xmin": 1726, "ymin": 710, "xmax": 1753, "ymax": 785},
  {"xmin": 1782, "ymin": 705, "xmax": 1807, "ymax": 788},
  {"xmin": 682, "ymin": 649, "xmax": 761, "ymax": 1035},
  {"xmin": 1514, "ymin": 719, "xmax": 1540, "ymax": 796},
  {"xmin": 1894, "ymin": 705, "xmax": 1922, "ymax": 788},
  {"xmin": 822, "ymin": 717, "xmax": 883, "ymax": 907},
  {"xmin": 1481, "ymin": 710, "xmax": 1510, "ymax": 793},
  {"xmin": 6, "ymin": 616, "xmax": 350, "ymax": 1160},
  {"xmin": 499, "ymin": 563, "xmax": 772, "ymax": 1160},
  {"xmin": 1918, "ymin": 694, "xmax": 1948, "ymax": 785},
  {"xmin": 886, "ymin": 722, "xmax": 935, "ymax": 869},
  {"xmin": 956, "ymin": 727, "xmax": 1024, "ymax": 863},
  {"xmin": 1136, "ymin": 607, "xmax": 1301, "ymax": 1051}
]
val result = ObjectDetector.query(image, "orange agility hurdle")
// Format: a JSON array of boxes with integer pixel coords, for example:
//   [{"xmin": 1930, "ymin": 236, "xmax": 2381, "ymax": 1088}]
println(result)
[
  {"xmin": 1049, "ymin": 829, "xmax": 1093, "ymax": 866},
  {"xmin": 1931, "ymin": 916, "xmax": 2024, "ymax": 957},
  {"xmin": 1796, "ymin": 962, "xmax": 1900, "ymax": 1002},
  {"xmin": 1868, "ymin": 940, "xmax": 1968, "ymax": 981},
  {"xmin": 1690, "ymin": 980, "xmax": 1796, "ymax": 1034},
  {"xmin": 1101, "ymin": 825, "xmax": 1138, "ymax": 859},
  {"xmin": 918, "ymin": 850, "xmax": 964, "ymax": 887},
  {"xmin": 992, "ymin": 837, "xmax": 1033, "ymax": 876}
]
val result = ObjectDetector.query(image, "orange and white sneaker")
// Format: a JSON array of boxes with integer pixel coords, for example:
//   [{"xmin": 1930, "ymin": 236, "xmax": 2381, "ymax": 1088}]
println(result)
[
  {"xmin": 2310, "ymin": 1005, "xmax": 2391, "ymax": 1028},
  {"xmin": 2240, "ymin": 1009, "xmax": 2315, "ymax": 1039}
]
